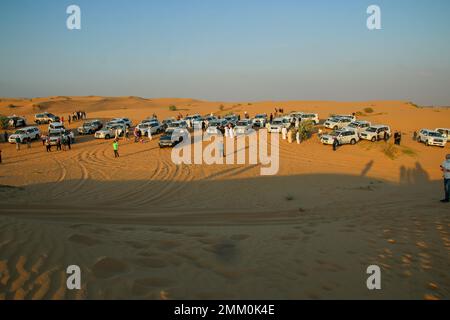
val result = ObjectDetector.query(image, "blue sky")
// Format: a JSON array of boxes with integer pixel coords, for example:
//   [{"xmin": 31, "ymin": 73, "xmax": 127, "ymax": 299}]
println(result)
[{"xmin": 1, "ymin": 0, "xmax": 450, "ymax": 105}]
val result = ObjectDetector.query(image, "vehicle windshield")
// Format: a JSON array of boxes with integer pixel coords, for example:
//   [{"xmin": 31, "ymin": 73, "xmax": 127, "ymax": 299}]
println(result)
[
  {"xmin": 255, "ymin": 115, "xmax": 265, "ymax": 118},
  {"xmin": 429, "ymin": 132, "xmax": 443, "ymax": 137},
  {"xmin": 366, "ymin": 127, "xmax": 377, "ymax": 132},
  {"xmin": 348, "ymin": 123, "xmax": 357, "ymax": 128},
  {"xmin": 330, "ymin": 131, "xmax": 341, "ymax": 136},
  {"xmin": 272, "ymin": 120, "xmax": 283, "ymax": 125},
  {"xmin": 49, "ymin": 132, "xmax": 61, "ymax": 137},
  {"xmin": 236, "ymin": 121, "xmax": 248, "ymax": 126}
]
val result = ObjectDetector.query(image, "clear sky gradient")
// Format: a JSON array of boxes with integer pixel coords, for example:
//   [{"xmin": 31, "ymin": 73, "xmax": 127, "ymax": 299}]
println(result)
[{"xmin": 1, "ymin": 0, "xmax": 450, "ymax": 105}]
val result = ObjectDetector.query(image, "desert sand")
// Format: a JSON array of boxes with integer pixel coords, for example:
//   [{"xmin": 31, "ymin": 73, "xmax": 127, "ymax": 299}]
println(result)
[{"xmin": 0, "ymin": 96, "xmax": 449, "ymax": 299}]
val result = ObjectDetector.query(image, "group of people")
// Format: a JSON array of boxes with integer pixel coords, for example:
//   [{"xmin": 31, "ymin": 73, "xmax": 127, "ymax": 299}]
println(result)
[
  {"xmin": 67, "ymin": 111, "xmax": 87, "ymax": 124},
  {"xmin": 41, "ymin": 135, "xmax": 72, "ymax": 152}
]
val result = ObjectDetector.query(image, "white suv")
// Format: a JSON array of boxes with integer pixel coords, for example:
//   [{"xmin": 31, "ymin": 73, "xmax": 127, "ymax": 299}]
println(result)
[
  {"xmin": 8, "ymin": 127, "xmax": 41, "ymax": 143},
  {"xmin": 48, "ymin": 122, "xmax": 66, "ymax": 133},
  {"xmin": 324, "ymin": 117, "xmax": 353, "ymax": 130},
  {"xmin": 417, "ymin": 129, "xmax": 447, "ymax": 148},
  {"xmin": 137, "ymin": 121, "xmax": 162, "ymax": 136},
  {"xmin": 346, "ymin": 120, "xmax": 371, "ymax": 134},
  {"xmin": 269, "ymin": 118, "xmax": 290, "ymax": 133},
  {"xmin": 234, "ymin": 119, "xmax": 254, "ymax": 135},
  {"xmin": 360, "ymin": 125, "xmax": 391, "ymax": 142},
  {"xmin": 252, "ymin": 114, "xmax": 267, "ymax": 127},
  {"xmin": 110, "ymin": 118, "xmax": 132, "ymax": 128},
  {"xmin": 34, "ymin": 112, "xmax": 60, "ymax": 124},
  {"xmin": 300, "ymin": 113, "xmax": 319, "ymax": 125},
  {"xmin": 435, "ymin": 128, "xmax": 450, "ymax": 142},
  {"xmin": 320, "ymin": 128, "xmax": 359, "ymax": 145}
]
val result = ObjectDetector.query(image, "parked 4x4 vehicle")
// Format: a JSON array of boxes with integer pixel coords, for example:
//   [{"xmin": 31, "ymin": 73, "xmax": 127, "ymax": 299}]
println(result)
[
  {"xmin": 48, "ymin": 122, "xmax": 66, "ymax": 133},
  {"xmin": 47, "ymin": 130, "xmax": 75, "ymax": 145},
  {"xmin": 7, "ymin": 116, "xmax": 27, "ymax": 128},
  {"xmin": 300, "ymin": 113, "xmax": 320, "ymax": 125},
  {"xmin": 346, "ymin": 120, "xmax": 371, "ymax": 134},
  {"xmin": 8, "ymin": 127, "xmax": 41, "ymax": 143},
  {"xmin": 234, "ymin": 119, "xmax": 254, "ymax": 135},
  {"xmin": 269, "ymin": 118, "xmax": 290, "ymax": 133},
  {"xmin": 77, "ymin": 120, "xmax": 103, "ymax": 135},
  {"xmin": 159, "ymin": 128, "xmax": 189, "ymax": 148},
  {"xmin": 95, "ymin": 125, "xmax": 125, "ymax": 139},
  {"xmin": 324, "ymin": 117, "xmax": 353, "ymax": 130},
  {"xmin": 137, "ymin": 120, "xmax": 162, "ymax": 136},
  {"xmin": 34, "ymin": 112, "xmax": 60, "ymax": 124},
  {"xmin": 360, "ymin": 125, "xmax": 391, "ymax": 142},
  {"xmin": 435, "ymin": 128, "xmax": 450, "ymax": 142},
  {"xmin": 320, "ymin": 128, "xmax": 359, "ymax": 146},
  {"xmin": 252, "ymin": 114, "xmax": 267, "ymax": 127},
  {"xmin": 417, "ymin": 129, "xmax": 447, "ymax": 148},
  {"xmin": 110, "ymin": 118, "xmax": 132, "ymax": 128}
]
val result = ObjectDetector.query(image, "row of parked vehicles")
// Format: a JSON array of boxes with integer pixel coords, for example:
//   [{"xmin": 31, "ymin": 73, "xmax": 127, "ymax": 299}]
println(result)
[
  {"xmin": 6, "ymin": 112, "xmax": 449, "ymax": 149},
  {"xmin": 319, "ymin": 115, "xmax": 449, "ymax": 148}
]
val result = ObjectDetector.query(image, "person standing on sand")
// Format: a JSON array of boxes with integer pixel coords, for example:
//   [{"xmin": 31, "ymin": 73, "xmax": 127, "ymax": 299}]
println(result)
[
  {"xmin": 27, "ymin": 138, "xmax": 31, "ymax": 149},
  {"xmin": 3, "ymin": 131, "xmax": 8, "ymax": 143},
  {"xmin": 0, "ymin": 148, "xmax": 2, "ymax": 164},
  {"xmin": 56, "ymin": 137, "xmax": 62, "ymax": 151},
  {"xmin": 440, "ymin": 154, "xmax": 450, "ymax": 203},
  {"xmin": 333, "ymin": 136, "xmax": 339, "ymax": 151},
  {"xmin": 113, "ymin": 139, "xmax": 119, "ymax": 158},
  {"xmin": 218, "ymin": 140, "xmax": 225, "ymax": 157},
  {"xmin": 281, "ymin": 127, "xmax": 287, "ymax": 140},
  {"xmin": 148, "ymin": 128, "xmax": 152, "ymax": 141},
  {"xmin": 15, "ymin": 136, "xmax": 20, "ymax": 151},
  {"xmin": 45, "ymin": 138, "xmax": 51, "ymax": 152}
]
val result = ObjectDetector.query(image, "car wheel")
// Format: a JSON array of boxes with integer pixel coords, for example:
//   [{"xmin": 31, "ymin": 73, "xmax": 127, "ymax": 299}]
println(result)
[
  {"xmin": 350, "ymin": 139, "xmax": 356, "ymax": 145},
  {"xmin": 371, "ymin": 137, "xmax": 376, "ymax": 142},
  {"xmin": 105, "ymin": 134, "xmax": 110, "ymax": 139},
  {"xmin": 36, "ymin": 120, "xmax": 41, "ymax": 125},
  {"xmin": 426, "ymin": 140, "xmax": 429, "ymax": 146},
  {"xmin": 334, "ymin": 126, "xmax": 338, "ymax": 130}
]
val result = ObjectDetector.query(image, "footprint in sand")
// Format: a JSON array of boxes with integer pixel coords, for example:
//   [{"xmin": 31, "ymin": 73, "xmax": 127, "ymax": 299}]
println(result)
[{"xmin": 92, "ymin": 257, "xmax": 128, "ymax": 279}]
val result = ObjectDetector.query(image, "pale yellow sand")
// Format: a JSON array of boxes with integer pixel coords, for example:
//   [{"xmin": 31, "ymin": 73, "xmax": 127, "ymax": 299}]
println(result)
[{"xmin": 0, "ymin": 97, "xmax": 449, "ymax": 299}]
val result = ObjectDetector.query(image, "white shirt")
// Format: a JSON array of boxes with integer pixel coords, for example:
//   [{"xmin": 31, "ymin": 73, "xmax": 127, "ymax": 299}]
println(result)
[{"xmin": 442, "ymin": 160, "xmax": 450, "ymax": 179}]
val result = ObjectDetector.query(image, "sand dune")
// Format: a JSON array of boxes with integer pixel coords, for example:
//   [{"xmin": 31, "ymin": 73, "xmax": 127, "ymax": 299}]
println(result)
[{"xmin": 0, "ymin": 97, "xmax": 449, "ymax": 299}]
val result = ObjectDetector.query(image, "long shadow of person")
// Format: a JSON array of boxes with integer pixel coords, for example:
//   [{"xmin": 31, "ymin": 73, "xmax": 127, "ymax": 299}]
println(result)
[{"xmin": 361, "ymin": 160, "xmax": 374, "ymax": 177}]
